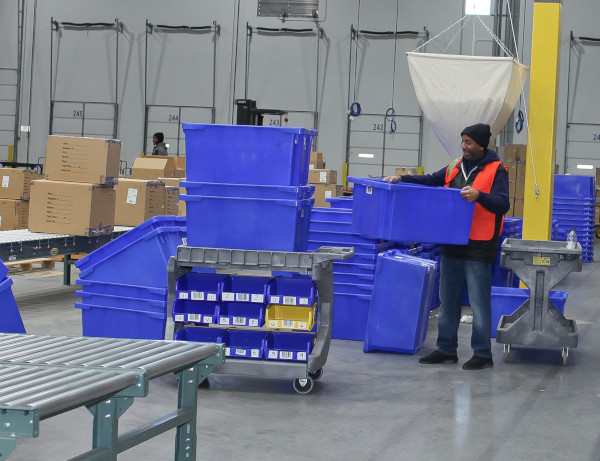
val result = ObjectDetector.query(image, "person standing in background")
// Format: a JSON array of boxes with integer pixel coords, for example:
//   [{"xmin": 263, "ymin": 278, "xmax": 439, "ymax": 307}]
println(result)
[{"xmin": 152, "ymin": 132, "xmax": 168, "ymax": 156}]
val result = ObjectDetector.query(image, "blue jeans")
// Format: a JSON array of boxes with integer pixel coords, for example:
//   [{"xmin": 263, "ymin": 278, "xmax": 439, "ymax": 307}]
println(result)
[{"xmin": 437, "ymin": 255, "xmax": 492, "ymax": 358}]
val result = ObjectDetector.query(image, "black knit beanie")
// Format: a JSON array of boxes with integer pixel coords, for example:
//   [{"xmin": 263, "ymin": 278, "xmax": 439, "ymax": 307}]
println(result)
[{"xmin": 461, "ymin": 123, "xmax": 491, "ymax": 149}]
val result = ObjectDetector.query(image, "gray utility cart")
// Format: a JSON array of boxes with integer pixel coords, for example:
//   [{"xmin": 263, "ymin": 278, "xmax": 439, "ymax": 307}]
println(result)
[
  {"xmin": 497, "ymin": 238, "xmax": 583, "ymax": 365},
  {"xmin": 168, "ymin": 245, "xmax": 353, "ymax": 394}
]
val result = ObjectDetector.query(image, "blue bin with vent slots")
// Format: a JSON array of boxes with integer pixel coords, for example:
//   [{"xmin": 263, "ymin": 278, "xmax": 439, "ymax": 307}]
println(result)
[
  {"xmin": 264, "ymin": 332, "xmax": 315, "ymax": 361},
  {"xmin": 349, "ymin": 177, "xmax": 475, "ymax": 244},
  {"xmin": 182, "ymin": 123, "xmax": 317, "ymax": 185}
]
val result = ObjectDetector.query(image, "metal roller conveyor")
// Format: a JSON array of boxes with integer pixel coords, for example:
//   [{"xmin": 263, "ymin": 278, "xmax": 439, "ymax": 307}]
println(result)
[{"xmin": 0, "ymin": 333, "xmax": 224, "ymax": 460}]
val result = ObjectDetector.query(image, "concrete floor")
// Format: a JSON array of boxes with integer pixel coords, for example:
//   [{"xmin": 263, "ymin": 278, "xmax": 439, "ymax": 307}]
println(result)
[{"xmin": 7, "ymin": 250, "xmax": 600, "ymax": 461}]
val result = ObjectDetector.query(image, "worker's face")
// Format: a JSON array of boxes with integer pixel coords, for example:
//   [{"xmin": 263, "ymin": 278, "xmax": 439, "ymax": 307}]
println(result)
[
  {"xmin": 153, "ymin": 136, "xmax": 158, "ymax": 145},
  {"xmin": 461, "ymin": 135, "xmax": 485, "ymax": 161}
]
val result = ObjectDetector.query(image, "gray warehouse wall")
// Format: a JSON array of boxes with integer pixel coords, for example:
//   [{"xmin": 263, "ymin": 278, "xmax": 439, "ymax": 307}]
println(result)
[{"xmin": 3, "ymin": 0, "xmax": 600, "ymax": 178}]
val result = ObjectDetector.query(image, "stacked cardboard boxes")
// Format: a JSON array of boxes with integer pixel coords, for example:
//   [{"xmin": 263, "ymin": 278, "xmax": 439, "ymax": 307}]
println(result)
[
  {"xmin": 130, "ymin": 155, "xmax": 186, "ymax": 180},
  {"xmin": 500, "ymin": 144, "xmax": 526, "ymax": 218},
  {"xmin": 394, "ymin": 166, "xmax": 424, "ymax": 176},
  {"xmin": 28, "ymin": 136, "xmax": 119, "ymax": 236},
  {"xmin": 160, "ymin": 178, "xmax": 186, "ymax": 216},
  {"xmin": 0, "ymin": 169, "xmax": 42, "ymax": 230},
  {"xmin": 596, "ymin": 168, "xmax": 600, "ymax": 224},
  {"xmin": 308, "ymin": 152, "xmax": 343, "ymax": 207}
]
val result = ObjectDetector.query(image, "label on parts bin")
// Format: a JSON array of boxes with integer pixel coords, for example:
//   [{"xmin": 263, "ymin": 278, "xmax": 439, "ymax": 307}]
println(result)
[
  {"xmin": 268, "ymin": 320, "xmax": 278, "ymax": 328},
  {"xmin": 178, "ymin": 292, "xmax": 189, "ymax": 300},
  {"xmin": 232, "ymin": 316, "xmax": 246, "ymax": 326},
  {"xmin": 282, "ymin": 320, "xmax": 295, "ymax": 328},
  {"xmin": 297, "ymin": 352, "xmax": 306, "ymax": 361},
  {"xmin": 271, "ymin": 296, "xmax": 281, "ymax": 304},
  {"xmin": 283, "ymin": 296, "xmax": 296, "ymax": 305},
  {"xmin": 235, "ymin": 348, "xmax": 246, "ymax": 356},
  {"xmin": 187, "ymin": 314, "xmax": 202, "ymax": 322},
  {"xmin": 219, "ymin": 318, "xmax": 230, "ymax": 325},
  {"xmin": 126, "ymin": 188, "xmax": 138, "ymax": 204},
  {"xmin": 174, "ymin": 314, "xmax": 184, "ymax": 322},
  {"xmin": 251, "ymin": 349, "xmax": 259, "ymax": 358},
  {"xmin": 268, "ymin": 350, "xmax": 278, "ymax": 359},
  {"xmin": 299, "ymin": 297, "xmax": 309, "ymax": 305},
  {"xmin": 280, "ymin": 351, "xmax": 293, "ymax": 360},
  {"xmin": 251, "ymin": 294, "xmax": 264, "ymax": 303},
  {"xmin": 236, "ymin": 293, "xmax": 250, "ymax": 302},
  {"xmin": 203, "ymin": 316, "xmax": 213, "ymax": 323},
  {"xmin": 222, "ymin": 292, "xmax": 234, "ymax": 301},
  {"xmin": 249, "ymin": 319, "xmax": 259, "ymax": 327},
  {"xmin": 207, "ymin": 293, "xmax": 217, "ymax": 301},
  {"xmin": 190, "ymin": 291, "xmax": 204, "ymax": 301}
]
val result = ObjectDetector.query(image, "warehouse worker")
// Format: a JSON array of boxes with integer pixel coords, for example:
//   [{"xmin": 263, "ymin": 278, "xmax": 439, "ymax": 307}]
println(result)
[
  {"xmin": 384, "ymin": 123, "xmax": 510, "ymax": 370},
  {"xmin": 152, "ymin": 132, "xmax": 168, "ymax": 155}
]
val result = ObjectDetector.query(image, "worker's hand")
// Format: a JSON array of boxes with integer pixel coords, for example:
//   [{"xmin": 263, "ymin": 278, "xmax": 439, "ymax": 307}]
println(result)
[
  {"xmin": 384, "ymin": 175, "xmax": 402, "ymax": 183},
  {"xmin": 460, "ymin": 186, "xmax": 479, "ymax": 202}
]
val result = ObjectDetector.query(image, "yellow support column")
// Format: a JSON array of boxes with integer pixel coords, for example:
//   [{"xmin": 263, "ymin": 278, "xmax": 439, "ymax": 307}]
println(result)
[{"xmin": 522, "ymin": 2, "xmax": 561, "ymax": 241}]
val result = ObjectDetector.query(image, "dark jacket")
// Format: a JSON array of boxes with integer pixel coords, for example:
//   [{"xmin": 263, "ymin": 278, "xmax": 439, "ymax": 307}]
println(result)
[{"xmin": 400, "ymin": 149, "xmax": 510, "ymax": 262}]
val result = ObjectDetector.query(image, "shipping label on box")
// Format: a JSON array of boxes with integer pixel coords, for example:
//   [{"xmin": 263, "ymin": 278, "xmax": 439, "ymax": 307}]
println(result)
[
  {"xmin": 28, "ymin": 180, "xmax": 115, "ymax": 236},
  {"xmin": 308, "ymin": 169, "xmax": 337, "ymax": 184},
  {"xmin": 45, "ymin": 136, "xmax": 121, "ymax": 184}
]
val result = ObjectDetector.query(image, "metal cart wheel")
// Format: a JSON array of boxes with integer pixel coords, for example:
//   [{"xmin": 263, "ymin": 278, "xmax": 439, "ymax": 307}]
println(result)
[
  {"xmin": 503, "ymin": 344, "xmax": 511, "ymax": 363},
  {"xmin": 293, "ymin": 377, "xmax": 314, "ymax": 394},
  {"xmin": 562, "ymin": 347, "xmax": 569, "ymax": 366},
  {"xmin": 308, "ymin": 368, "xmax": 323, "ymax": 382}
]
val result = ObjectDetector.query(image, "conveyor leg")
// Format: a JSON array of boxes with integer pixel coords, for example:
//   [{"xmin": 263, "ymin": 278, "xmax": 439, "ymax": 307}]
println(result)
[
  {"xmin": 174, "ymin": 364, "xmax": 210, "ymax": 461},
  {"xmin": 63, "ymin": 254, "xmax": 72, "ymax": 286},
  {"xmin": 0, "ymin": 438, "xmax": 16, "ymax": 460},
  {"xmin": 87, "ymin": 397, "xmax": 132, "ymax": 461}
]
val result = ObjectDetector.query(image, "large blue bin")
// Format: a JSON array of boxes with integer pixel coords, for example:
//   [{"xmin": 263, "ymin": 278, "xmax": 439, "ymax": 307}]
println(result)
[
  {"xmin": 332, "ymin": 292, "xmax": 372, "ymax": 341},
  {"xmin": 181, "ymin": 181, "xmax": 314, "ymax": 200},
  {"xmin": 75, "ymin": 302, "xmax": 166, "ymax": 340},
  {"xmin": 184, "ymin": 194, "xmax": 313, "ymax": 251},
  {"xmin": 76, "ymin": 216, "xmax": 186, "ymax": 287},
  {"xmin": 554, "ymin": 174, "xmax": 594, "ymax": 199},
  {"xmin": 76, "ymin": 279, "xmax": 168, "ymax": 302},
  {"xmin": 182, "ymin": 123, "xmax": 316, "ymax": 185},
  {"xmin": 364, "ymin": 251, "xmax": 438, "ymax": 354},
  {"xmin": 491, "ymin": 287, "xmax": 568, "ymax": 338},
  {"xmin": 348, "ymin": 177, "xmax": 475, "ymax": 244},
  {"xmin": 0, "ymin": 261, "xmax": 8, "ymax": 280},
  {"xmin": 264, "ymin": 332, "xmax": 315, "ymax": 361},
  {"xmin": 76, "ymin": 291, "xmax": 166, "ymax": 313},
  {"xmin": 0, "ymin": 277, "xmax": 26, "ymax": 334}
]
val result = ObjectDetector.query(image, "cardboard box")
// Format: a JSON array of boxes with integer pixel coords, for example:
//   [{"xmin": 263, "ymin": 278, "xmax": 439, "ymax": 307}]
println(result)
[
  {"xmin": 309, "ymin": 161, "xmax": 325, "ymax": 170},
  {"xmin": 308, "ymin": 169, "xmax": 337, "ymax": 185},
  {"xmin": 0, "ymin": 169, "xmax": 42, "ymax": 200},
  {"xmin": 395, "ymin": 166, "xmax": 424, "ymax": 176},
  {"xmin": 310, "ymin": 152, "xmax": 323, "ymax": 163},
  {"xmin": 313, "ymin": 184, "xmax": 344, "ymax": 207},
  {"xmin": 508, "ymin": 180, "xmax": 517, "ymax": 198},
  {"xmin": 165, "ymin": 186, "xmax": 180, "ymax": 215},
  {"xmin": 175, "ymin": 157, "xmax": 186, "ymax": 178},
  {"xmin": 28, "ymin": 180, "xmax": 115, "ymax": 236},
  {"xmin": 513, "ymin": 199, "xmax": 524, "ymax": 218},
  {"xmin": 514, "ymin": 180, "xmax": 525, "ymax": 199},
  {"xmin": 505, "ymin": 160, "xmax": 517, "ymax": 180},
  {"xmin": 0, "ymin": 199, "xmax": 29, "ymax": 230},
  {"xmin": 114, "ymin": 179, "xmax": 165, "ymax": 226},
  {"xmin": 596, "ymin": 205, "xmax": 600, "ymax": 224},
  {"xmin": 130, "ymin": 157, "xmax": 176, "ymax": 180},
  {"xmin": 515, "ymin": 162, "xmax": 526, "ymax": 180},
  {"xmin": 159, "ymin": 177, "xmax": 186, "ymax": 215},
  {"xmin": 45, "ymin": 136, "xmax": 121, "ymax": 184},
  {"xmin": 501, "ymin": 144, "xmax": 527, "ymax": 163}
]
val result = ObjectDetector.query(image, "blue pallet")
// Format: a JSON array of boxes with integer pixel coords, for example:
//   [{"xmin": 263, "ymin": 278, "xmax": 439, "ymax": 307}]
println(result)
[
  {"xmin": 76, "ymin": 279, "xmax": 167, "ymax": 301},
  {"xmin": 491, "ymin": 287, "xmax": 568, "ymax": 338},
  {"xmin": 76, "ymin": 291, "xmax": 166, "ymax": 313},
  {"xmin": 267, "ymin": 275, "xmax": 316, "ymax": 306},
  {"xmin": 181, "ymin": 181, "xmax": 314, "ymax": 200},
  {"xmin": 76, "ymin": 217, "xmax": 186, "ymax": 286},
  {"xmin": 332, "ymin": 292, "xmax": 372, "ymax": 341},
  {"xmin": 76, "ymin": 302, "xmax": 166, "ymax": 340},
  {"xmin": 554, "ymin": 174, "xmax": 595, "ymax": 198},
  {"xmin": 220, "ymin": 276, "xmax": 272, "ymax": 304},
  {"xmin": 264, "ymin": 332, "xmax": 315, "ymax": 361},
  {"xmin": 226, "ymin": 329, "xmax": 269, "ymax": 359},
  {"xmin": 182, "ymin": 123, "xmax": 316, "ymax": 186},
  {"xmin": 349, "ymin": 177, "xmax": 475, "ymax": 245},
  {"xmin": 310, "ymin": 208, "xmax": 352, "ymax": 223},
  {"xmin": 174, "ymin": 326, "xmax": 228, "ymax": 343},
  {"xmin": 218, "ymin": 302, "xmax": 265, "ymax": 327},
  {"xmin": 326, "ymin": 196, "xmax": 353, "ymax": 209},
  {"xmin": 364, "ymin": 251, "xmax": 437, "ymax": 354},
  {"xmin": 175, "ymin": 273, "xmax": 230, "ymax": 302},
  {"xmin": 172, "ymin": 299, "xmax": 219, "ymax": 324},
  {"xmin": 0, "ymin": 277, "xmax": 25, "ymax": 334},
  {"xmin": 184, "ymin": 194, "xmax": 313, "ymax": 251}
]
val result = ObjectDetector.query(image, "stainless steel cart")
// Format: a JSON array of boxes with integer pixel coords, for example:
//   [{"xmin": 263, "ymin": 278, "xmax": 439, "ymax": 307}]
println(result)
[
  {"xmin": 496, "ymin": 238, "xmax": 583, "ymax": 365},
  {"xmin": 168, "ymin": 246, "xmax": 353, "ymax": 394}
]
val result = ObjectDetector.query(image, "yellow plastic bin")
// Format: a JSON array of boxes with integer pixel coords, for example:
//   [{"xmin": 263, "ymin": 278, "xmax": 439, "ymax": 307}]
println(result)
[{"xmin": 265, "ymin": 304, "xmax": 316, "ymax": 331}]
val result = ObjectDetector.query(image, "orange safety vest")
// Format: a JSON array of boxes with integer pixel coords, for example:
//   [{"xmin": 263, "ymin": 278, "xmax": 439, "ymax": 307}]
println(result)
[{"xmin": 444, "ymin": 158, "xmax": 505, "ymax": 241}]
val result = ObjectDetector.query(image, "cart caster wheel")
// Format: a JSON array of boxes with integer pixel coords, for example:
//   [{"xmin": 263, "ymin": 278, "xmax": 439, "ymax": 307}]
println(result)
[
  {"xmin": 503, "ymin": 344, "xmax": 511, "ymax": 363},
  {"xmin": 308, "ymin": 368, "xmax": 323, "ymax": 382},
  {"xmin": 562, "ymin": 348, "xmax": 568, "ymax": 366},
  {"xmin": 293, "ymin": 377, "xmax": 314, "ymax": 394}
]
